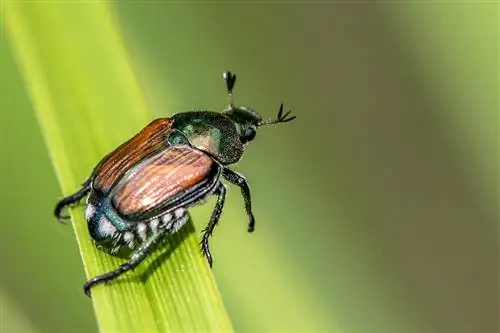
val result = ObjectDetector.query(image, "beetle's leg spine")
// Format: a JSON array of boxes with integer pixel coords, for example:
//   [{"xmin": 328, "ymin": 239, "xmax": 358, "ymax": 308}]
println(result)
[
  {"xmin": 83, "ymin": 226, "xmax": 169, "ymax": 297},
  {"xmin": 54, "ymin": 178, "xmax": 92, "ymax": 223},
  {"xmin": 222, "ymin": 168, "xmax": 255, "ymax": 233},
  {"xmin": 200, "ymin": 183, "xmax": 227, "ymax": 268}
]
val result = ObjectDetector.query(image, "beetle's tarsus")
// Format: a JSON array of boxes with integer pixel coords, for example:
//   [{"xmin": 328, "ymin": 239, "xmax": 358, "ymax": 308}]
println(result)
[
  {"xmin": 82, "ymin": 227, "xmax": 168, "ymax": 297},
  {"xmin": 248, "ymin": 219, "xmax": 255, "ymax": 233},
  {"xmin": 199, "ymin": 237, "xmax": 213, "ymax": 267},
  {"xmin": 57, "ymin": 214, "xmax": 71, "ymax": 224},
  {"xmin": 201, "ymin": 240, "xmax": 213, "ymax": 268},
  {"xmin": 222, "ymin": 168, "xmax": 256, "ymax": 233},
  {"xmin": 84, "ymin": 278, "xmax": 97, "ymax": 297},
  {"xmin": 200, "ymin": 184, "xmax": 226, "ymax": 268},
  {"xmin": 54, "ymin": 178, "xmax": 92, "ymax": 223}
]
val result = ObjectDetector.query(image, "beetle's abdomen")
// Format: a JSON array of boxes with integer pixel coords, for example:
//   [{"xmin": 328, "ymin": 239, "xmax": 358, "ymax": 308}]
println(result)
[
  {"xmin": 112, "ymin": 145, "xmax": 215, "ymax": 217},
  {"xmin": 94, "ymin": 118, "xmax": 172, "ymax": 192}
]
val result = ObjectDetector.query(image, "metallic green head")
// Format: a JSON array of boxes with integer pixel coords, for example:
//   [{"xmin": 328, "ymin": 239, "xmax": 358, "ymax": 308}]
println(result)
[
  {"xmin": 221, "ymin": 71, "xmax": 296, "ymax": 145},
  {"xmin": 170, "ymin": 71, "xmax": 296, "ymax": 165}
]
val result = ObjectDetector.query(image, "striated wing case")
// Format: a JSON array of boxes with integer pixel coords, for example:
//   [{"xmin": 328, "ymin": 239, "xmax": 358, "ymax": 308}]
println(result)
[
  {"xmin": 93, "ymin": 118, "xmax": 173, "ymax": 192},
  {"xmin": 112, "ymin": 145, "xmax": 221, "ymax": 221}
]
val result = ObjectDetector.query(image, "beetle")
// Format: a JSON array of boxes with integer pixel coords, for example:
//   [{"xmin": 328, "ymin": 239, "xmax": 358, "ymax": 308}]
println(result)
[{"xmin": 54, "ymin": 71, "xmax": 296, "ymax": 296}]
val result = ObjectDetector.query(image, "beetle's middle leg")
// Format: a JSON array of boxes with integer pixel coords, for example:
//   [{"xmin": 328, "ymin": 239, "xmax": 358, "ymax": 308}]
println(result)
[
  {"xmin": 222, "ymin": 168, "xmax": 255, "ymax": 232},
  {"xmin": 201, "ymin": 183, "xmax": 227, "ymax": 268},
  {"xmin": 54, "ymin": 178, "xmax": 92, "ymax": 223},
  {"xmin": 83, "ymin": 226, "xmax": 169, "ymax": 297}
]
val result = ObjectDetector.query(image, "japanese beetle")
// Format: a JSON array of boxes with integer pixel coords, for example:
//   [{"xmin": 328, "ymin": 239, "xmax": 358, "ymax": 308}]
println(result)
[{"xmin": 54, "ymin": 71, "xmax": 296, "ymax": 296}]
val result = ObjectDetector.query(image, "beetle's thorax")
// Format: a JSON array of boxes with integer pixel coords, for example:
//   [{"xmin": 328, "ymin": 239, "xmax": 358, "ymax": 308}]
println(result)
[{"xmin": 171, "ymin": 111, "xmax": 244, "ymax": 165}]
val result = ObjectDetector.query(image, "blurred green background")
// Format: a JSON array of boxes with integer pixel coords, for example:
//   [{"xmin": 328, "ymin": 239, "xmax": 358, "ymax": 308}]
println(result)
[{"xmin": 1, "ymin": 2, "xmax": 497, "ymax": 333}]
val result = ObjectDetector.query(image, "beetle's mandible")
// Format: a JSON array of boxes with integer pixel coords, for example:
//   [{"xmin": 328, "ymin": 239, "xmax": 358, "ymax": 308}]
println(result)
[{"xmin": 54, "ymin": 71, "xmax": 296, "ymax": 296}]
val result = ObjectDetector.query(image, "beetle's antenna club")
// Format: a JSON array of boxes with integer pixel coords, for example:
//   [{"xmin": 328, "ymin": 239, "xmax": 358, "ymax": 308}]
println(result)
[
  {"xmin": 258, "ymin": 103, "xmax": 297, "ymax": 127},
  {"xmin": 223, "ymin": 71, "xmax": 237, "ymax": 109}
]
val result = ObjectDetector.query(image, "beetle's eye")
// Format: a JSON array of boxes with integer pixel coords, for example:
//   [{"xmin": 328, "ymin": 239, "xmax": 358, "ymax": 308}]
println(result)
[{"xmin": 243, "ymin": 127, "xmax": 256, "ymax": 143}]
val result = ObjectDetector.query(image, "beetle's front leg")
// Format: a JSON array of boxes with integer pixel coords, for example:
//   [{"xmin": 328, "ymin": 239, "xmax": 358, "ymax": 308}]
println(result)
[
  {"xmin": 83, "ymin": 226, "xmax": 169, "ymax": 297},
  {"xmin": 54, "ymin": 178, "xmax": 92, "ymax": 223},
  {"xmin": 201, "ymin": 184, "xmax": 227, "ymax": 268},
  {"xmin": 222, "ymin": 168, "xmax": 255, "ymax": 232}
]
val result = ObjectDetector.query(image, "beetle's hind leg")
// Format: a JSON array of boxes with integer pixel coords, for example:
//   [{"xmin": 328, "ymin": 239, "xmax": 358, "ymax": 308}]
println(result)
[
  {"xmin": 83, "ymin": 226, "xmax": 169, "ymax": 297},
  {"xmin": 54, "ymin": 178, "xmax": 92, "ymax": 223},
  {"xmin": 200, "ymin": 183, "xmax": 227, "ymax": 268}
]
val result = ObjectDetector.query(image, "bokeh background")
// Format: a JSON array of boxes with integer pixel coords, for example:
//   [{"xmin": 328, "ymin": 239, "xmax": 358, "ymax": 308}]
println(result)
[{"xmin": 1, "ymin": 2, "xmax": 498, "ymax": 333}]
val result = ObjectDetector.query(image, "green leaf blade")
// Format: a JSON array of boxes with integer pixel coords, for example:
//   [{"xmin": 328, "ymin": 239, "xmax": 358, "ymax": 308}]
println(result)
[{"xmin": 4, "ymin": 1, "xmax": 234, "ymax": 332}]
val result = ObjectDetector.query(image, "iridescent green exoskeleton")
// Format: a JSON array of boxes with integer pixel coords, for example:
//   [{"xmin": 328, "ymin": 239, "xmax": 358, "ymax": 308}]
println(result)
[{"xmin": 54, "ymin": 71, "xmax": 296, "ymax": 296}]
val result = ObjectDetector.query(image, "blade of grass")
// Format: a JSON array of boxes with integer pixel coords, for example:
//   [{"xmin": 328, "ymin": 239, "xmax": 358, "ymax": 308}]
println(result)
[{"xmin": 3, "ymin": 1, "xmax": 234, "ymax": 332}]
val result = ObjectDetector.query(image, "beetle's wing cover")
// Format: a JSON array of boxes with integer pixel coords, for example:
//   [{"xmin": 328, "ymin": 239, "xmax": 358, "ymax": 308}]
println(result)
[
  {"xmin": 112, "ymin": 145, "xmax": 221, "ymax": 221},
  {"xmin": 93, "ymin": 118, "xmax": 173, "ymax": 192}
]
